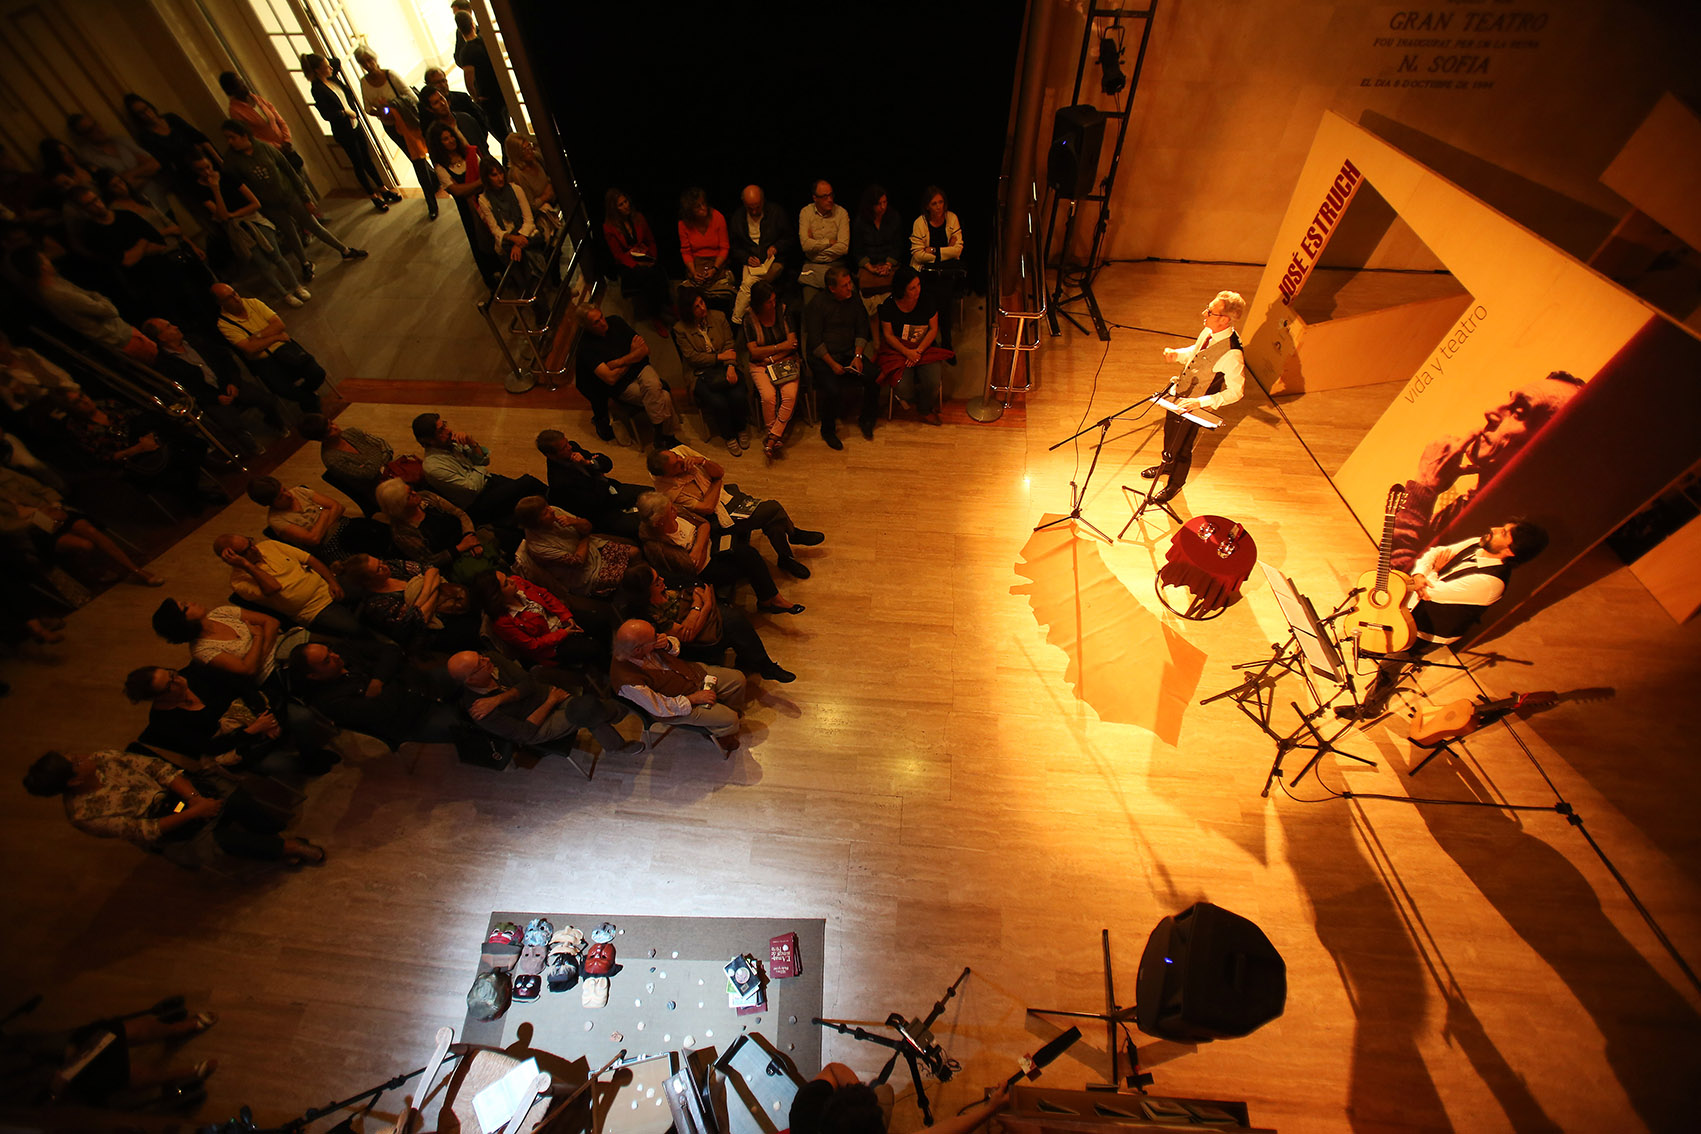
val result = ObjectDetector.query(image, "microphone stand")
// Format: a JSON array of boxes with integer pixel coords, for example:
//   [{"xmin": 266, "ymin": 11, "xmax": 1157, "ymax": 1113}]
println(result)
[{"xmin": 1034, "ymin": 390, "xmax": 1166, "ymax": 543}]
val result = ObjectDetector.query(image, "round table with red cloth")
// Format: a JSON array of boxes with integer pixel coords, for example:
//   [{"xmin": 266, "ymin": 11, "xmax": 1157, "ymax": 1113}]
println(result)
[{"xmin": 1156, "ymin": 515, "xmax": 1257, "ymax": 620}]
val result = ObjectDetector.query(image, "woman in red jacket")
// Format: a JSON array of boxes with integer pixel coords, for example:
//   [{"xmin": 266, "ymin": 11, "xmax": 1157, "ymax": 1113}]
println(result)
[
  {"xmin": 603, "ymin": 186, "xmax": 672, "ymax": 326},
  {"xmin": 677, "ymin": 186, "xmax": 735, "ymax": 314},
  {"xmin": 470, "ymin": 570, "xmax": 603, "ymax": 670}
]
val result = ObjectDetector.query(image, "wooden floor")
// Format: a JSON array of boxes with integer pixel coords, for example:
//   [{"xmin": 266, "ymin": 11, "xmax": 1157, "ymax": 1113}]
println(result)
[{"xmin": 3, "ymin": 237, "xmax": 1699, "ymax": 1134}]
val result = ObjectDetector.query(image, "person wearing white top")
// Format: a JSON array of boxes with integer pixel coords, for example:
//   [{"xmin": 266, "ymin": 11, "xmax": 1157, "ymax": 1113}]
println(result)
[{"xmin": 1142, "ymin": 290, "xmax": 1248, "ymax": 502}]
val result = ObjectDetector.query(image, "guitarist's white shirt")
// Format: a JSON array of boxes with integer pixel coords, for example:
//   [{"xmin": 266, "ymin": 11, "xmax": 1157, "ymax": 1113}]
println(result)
[{"xmin": 1409, "ymin": 538, "xmax": 1506, "ymax": 614}]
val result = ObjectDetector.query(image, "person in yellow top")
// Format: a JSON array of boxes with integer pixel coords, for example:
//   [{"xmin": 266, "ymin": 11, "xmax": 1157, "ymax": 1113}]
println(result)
[
  {"xmin": 212, "ymin": 283, "xmax": 326, "ymax": 413},
  {"xmin": 214, "ymin": 532, "xmax": 363, "ymax": 637}
]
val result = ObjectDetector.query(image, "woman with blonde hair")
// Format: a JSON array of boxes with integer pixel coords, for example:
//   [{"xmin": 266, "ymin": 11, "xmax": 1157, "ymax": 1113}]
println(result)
[
  {"xmin": 353, "ymin": 44, "xmax": 437, "ymax": 219},
  {"xmin": 504, "ymin": 133, "xmax": 560, "ymax": 237}
]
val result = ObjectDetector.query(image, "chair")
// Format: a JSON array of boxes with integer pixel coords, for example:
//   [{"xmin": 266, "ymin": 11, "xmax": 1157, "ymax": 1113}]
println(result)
[
  {"xmin": 321, "ymin": 467, "xmax": 380, "ymax": 517},
  {"xmin": 618, "ymin": 693, "xmax": 718, "ymax": 753}
]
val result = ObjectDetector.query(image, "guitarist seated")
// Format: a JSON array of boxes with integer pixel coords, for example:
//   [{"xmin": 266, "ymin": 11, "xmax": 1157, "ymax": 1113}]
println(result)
[{"xmin": 1338, "ymin": 521, "xmax": 1547, "ymax": 720}]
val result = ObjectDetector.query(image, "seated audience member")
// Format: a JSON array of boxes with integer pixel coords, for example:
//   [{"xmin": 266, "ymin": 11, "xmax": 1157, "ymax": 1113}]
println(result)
[
  {"xmin": 353, "ymin": 45, "xmax": 437, "ymax": 220},
  {"xmin": 854, "ymin": 184, "xmax": 905, "ymax": 300},
  {"xmin": 0, "ymin": 462, "xmax": 163, "ymax": 585},
  {"xmin": 124, "ymin": 663, "xmax": 325, "ymax": 773},
  {"xmin": 741, "ymin": 281, "xmax": 802, "ymax": 459},
  {"xmin": 601, "ymin": 186, "xmax": 665, "ymax": 319},
  {"xmin": 420, "ymin": 66, "xmax": 490, "ymax": 149},
  {"xmin": 184, "ymin": 154, "xmax": 308, "ymax": 308},
  {"xmin": 728, "ymin": 184, "xmax": 792, "ymax": 324},
  {"xmin": 447, "ymin": 649, "xmax": 642, "ymax": 757},
  {"xmin": 245, "ymin": 475, "xmax": 388, "ymax": 560},
  {"xmin": 67, "ymin": 185, "xmax": 207, "ymax": 327},
  {"xmin": 373, "ymin": 477, "xmax": 499, "ymax": 578},
  {"xmin": 212, "ymin": 282, "xmax": 326, "ymax": 413},
  {"xmin": 476, "ymin": 159, "xmax": 546, "ymax": 288},
  {"xmin": 616, "ymin": 563, "xmax": 793, "ymax": 682},
  {"xmin": 421, "ymin": 87, "xmax": 486, "ymax": 158},
  {"xmin": 805, "ymin": 265, "xmax": 876, "ymax": 449},
  {"xmin": 66, "ymin": 112, "xmax": 166, "ymax": 208},
  {"xmin": 0, "ymin": 331, "xmax": 80, "ymax": 413},
  {"xmin": 671, "ymin": 286, "xmax": 751, "ymax": 454},
  {"xmin": 876, "ymin": 266, "xmax": 950, "ymax": 426},
  {"xmin": 288, "ymin": 640, "xmax": 460, "ymax": 748},
  {"xmin": 611, "ymin": 618, "xmax": 745, "ymax": 753},
  {"xmin": 910, "ymin": 185, "xmax": 964, "ymax": 269},
  {"xmin": 636, "ymin": 492, "xmax": 802, "ymax": 615},
  {"xmin": 11, "ymin": 248, "xmax": 156, "ymax": 361},
  {"xmin": 54, "ymin": 389, "xmax": 222, "ymax": 508},
  {"xmin": 1340, "ymin": 521, "xmax": 1549, "ymax": 720},
  {"xmin": 334, "ymin": 553, "xmax": 480, "ymax": 653},
  {"xmin": 514, "ymin": 493, "xmax": 634, "ymax": 597},
  {"xmin": 151, "ymin": 597, "xmax": 280, "ymax": 684},
  {"xmin": 298, "ymin": 413, "xmax": 393, "ymax": 502},
  {"xmin": 304, "ymin": 54, "xmax": 398, "ymax": 213},
  {"xmin": 798, "ymin": 179, "xmax": 850, "ymax": 293},
  {"xmin": 214, "ymin": 532, "xmax": 362, "ymax": 637},
  {"xmin": 676, "ymin": 187, "xmax": 735, "ymax": 311},
  {"xmin": 535, "ymin": 429, "xmax": 644, "ymax": 540},
  {"xmin": 23, "ymin": 747, "xmax": 325, "ymax": 864},
  {"xmin": 412, "ymin": 411, "xmax": 546, "ymax": 525},
  {"xmin": 97, "ymin": 170, "xmax": 192, "ymax": 250},
  {"xmin": 470, "ymin": 569, "xmax": 602, "ymax": 669},
  {"xmin": 574, "ymin": 306, "xmax": 681, "ymax": 449},
  {"xmin": 143, "ymin": 318, "xmax": 287, "ymax": 447},
  {"xmin": 220, "ymin": 119, "xmax": 366, "ymax": 279},
  {"xmin": 649, "ymin": 444, "xmax": 823, "ymax": 577}
]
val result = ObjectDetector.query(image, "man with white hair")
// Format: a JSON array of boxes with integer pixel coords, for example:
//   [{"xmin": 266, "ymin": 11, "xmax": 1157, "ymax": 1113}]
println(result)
[
  {"xmin": 447, "ymin": 650, "xmax": 642, "ymax": 757},
  {"xmin": 1142, "ymin": 289, "xmax": 1248, "ymax": 502},
  {"xmin": 611, "ymin": 620, "xmax": 746, "ymax": 754}
]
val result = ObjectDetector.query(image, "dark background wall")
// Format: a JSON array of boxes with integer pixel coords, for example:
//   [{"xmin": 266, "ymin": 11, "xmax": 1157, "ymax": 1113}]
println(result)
[{"xmin": 507, "ymin": 0, "xmax": 1029, "ymax": 291}]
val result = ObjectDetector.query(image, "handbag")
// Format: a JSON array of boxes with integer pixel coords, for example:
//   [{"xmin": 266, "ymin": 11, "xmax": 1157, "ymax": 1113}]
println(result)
[
  {"xmin": 386, "ymin": 74, "xmax": 421, "ymax": 132},
  {"xmin": 769, "ymin": 356, "xmax": 801, "ymax": 386},
  {"xmin": 382, "ymin": 454, "xmax": 425, "ymax": 485}
]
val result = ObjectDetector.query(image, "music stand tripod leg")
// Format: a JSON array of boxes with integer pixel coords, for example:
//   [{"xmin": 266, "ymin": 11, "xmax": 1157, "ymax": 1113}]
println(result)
[{"xmin": 1407, "ymin": 741, "xmax": 1451, "ymax": 777}]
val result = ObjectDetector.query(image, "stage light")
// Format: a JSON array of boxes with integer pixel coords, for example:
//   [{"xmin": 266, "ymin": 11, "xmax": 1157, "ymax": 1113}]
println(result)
[{"xmin": 1097, "ymin": 32, "xmax": 1126, "ymax": 96}]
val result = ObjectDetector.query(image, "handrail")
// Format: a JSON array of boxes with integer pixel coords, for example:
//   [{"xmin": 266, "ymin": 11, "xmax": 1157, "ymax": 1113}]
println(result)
[
  {"xmin": 30, "ymin": 328, "xmax": 244, "ymax": 466},
  {"xmin": 477, "ymin": 192, "xmax": 593, "ymax": 392},
  {"xmin": 968, "ymin": 181, "xmax": 1046, "ymax": 424}
]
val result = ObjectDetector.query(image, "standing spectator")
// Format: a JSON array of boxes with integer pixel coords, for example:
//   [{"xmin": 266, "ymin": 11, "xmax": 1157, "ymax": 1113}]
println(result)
[
  {"xmin": 804, "ymin": 265, "xmax": 876, "ymax": 448},
  {"xmin": 876, "ymin": 266, "xmax": 948, "ymax": 426},
  {"xmin": 671, "ymin": 286, "xmax": 751, "ymax": 455},
  {"xmin": 910, "ymin": 185, "xmax": 964, "ymax": 268},
  {"xmin": 421, "ymin": 87, "xmax": 487, "ymax": 158},
  {"xmin": 728, "ymin": 184, "xmax": 792, "ymax": 324},
  {"xmin": 741, "ymin": 281, "xmax": 801, "ymax": 460},
  {"xmin": 220, "ymin": 119, "xmax": 366, "ymax": 282},
  {"xmin": 218, "ymin": 72, "xmax": 304, "ymax": 178},
  {"xmin": 303, "ymin": 54, "xmax": 399, "ymax": 213},
  {"xmin": 574, "ymin": 306, "xmax": 681, "ymax": 449},
  {"xmin": 507, "ymin": 134, "xmax": 560, "ymax": 239},
  {"xmin": 854, "ymin": 184, "xmax": 905, "ymax": 304},
  {"xmin": 353, "ymin": 45, "xmax": 437, "ymax": 220},
  {"xmin": 214, "ymin": 532, "xmax": 362, "ymax": 637},
  {"xmin": 124, "ymin": 94, "xmax": 220, "ymax": 189},
  {"xmin": 184, "ymin": 155, "xmax": 308, "ymax": 308},
  {"xmin": 11, "ymin": 248, "xmax": 156, "ymax": 361},
  {"xmin": 419, "ymin": 66, "xmax": 491, "ymax": 151},
  {"xmin": 427, "ymin": 123, "xmax": 498, "ymax": 280},
  {"xmin": 211, "ymin": 282, "xmax": 326, "ymax": 413},
  {"xmin": 65, "ymin": 113, "xmax": 166, "ymax": 211},
  {"xmin": 601, "ymin": 186, "xmax": 665, "ymax": 321},
  {"xmin": 453, "ymin": 8, "xmax": 510, "ymax": 138},
  {"xmin": 677, "ymin": 187, "xmax": 735, "ymax": 312},
  {"xmin": 797, "ymin": 179, "xmax": 849, "ymax": 294}
]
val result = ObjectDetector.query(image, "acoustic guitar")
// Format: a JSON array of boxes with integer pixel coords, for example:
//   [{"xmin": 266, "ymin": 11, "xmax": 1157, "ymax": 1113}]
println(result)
[
  {"xmin": 1344, "ymin": 484, "xmax": 1416, "ymax": 655},
  {"xmin": 1408, "ymin": 690, "xmax": 1558, "ymax": 748}
]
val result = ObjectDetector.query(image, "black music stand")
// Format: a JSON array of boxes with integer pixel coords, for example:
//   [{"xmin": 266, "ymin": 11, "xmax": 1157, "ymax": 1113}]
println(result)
[
  {"xmin": 813, "ymin": 967, "xmax": 969, "ymax": 1126},
  {"xmin": 1025, "ymin": 930, "xmax": 1150, "ymax": 1091},
  {"xmin": 1116, "ymin": 386, "xmax": 1219, "ymax": 539}
]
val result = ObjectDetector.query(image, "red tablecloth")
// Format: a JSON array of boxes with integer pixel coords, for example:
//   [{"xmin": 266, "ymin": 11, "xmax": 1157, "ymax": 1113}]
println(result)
[{"xmin": 1158, "ymin": 514, "xmax": 1257, "ymax": 618}]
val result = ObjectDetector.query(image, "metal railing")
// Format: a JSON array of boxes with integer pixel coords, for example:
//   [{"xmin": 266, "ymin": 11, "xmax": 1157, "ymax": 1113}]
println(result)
[
  {"xmin": 967, "ymin": 181, "xmax": 1046, "ymax": 423},
  {"xmin": 476, "ymin": 201, "xmax": 590, "ymax": 394}
]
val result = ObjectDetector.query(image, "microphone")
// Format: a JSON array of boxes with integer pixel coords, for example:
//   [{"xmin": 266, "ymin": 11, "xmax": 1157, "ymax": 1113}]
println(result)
[{"xmin": 1004, "ymin": 1026, "xmax": 1082, "ymax": 1089}]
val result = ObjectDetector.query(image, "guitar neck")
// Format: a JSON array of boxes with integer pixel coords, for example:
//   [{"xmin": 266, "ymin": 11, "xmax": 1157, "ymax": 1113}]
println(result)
[{"xmin": 1374, "ymin": 508, "xmax": 1397, "ymax": 587}]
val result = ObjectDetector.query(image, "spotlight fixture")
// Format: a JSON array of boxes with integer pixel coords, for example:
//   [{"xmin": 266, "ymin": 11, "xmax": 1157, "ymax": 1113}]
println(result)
[{"xmin": 1098, "ymin": 32, "xmax": 1126, "ymax": 96}]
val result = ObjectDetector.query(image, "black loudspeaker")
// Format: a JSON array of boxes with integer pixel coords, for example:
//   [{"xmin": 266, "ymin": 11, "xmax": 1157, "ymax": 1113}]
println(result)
[
  {"xmin": 1133, "ymin": 902, "xmax": 1287, "ymax": 1043},
  {"xmin": 1047, "ymin": 105, "xmax": 1105, "ymax": 199}
]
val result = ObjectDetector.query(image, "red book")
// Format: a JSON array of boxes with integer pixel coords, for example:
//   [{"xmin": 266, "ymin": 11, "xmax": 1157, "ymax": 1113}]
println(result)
[{"xmin": 769, "ymin": 932, "xmax": 800, "ymax": 979}]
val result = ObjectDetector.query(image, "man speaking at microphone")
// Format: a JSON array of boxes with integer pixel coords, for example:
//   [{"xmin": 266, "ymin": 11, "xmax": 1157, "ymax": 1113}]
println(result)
[{"xmin": 1142, "ymin": 290, "xmax": 1248, "ymax": 502}]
